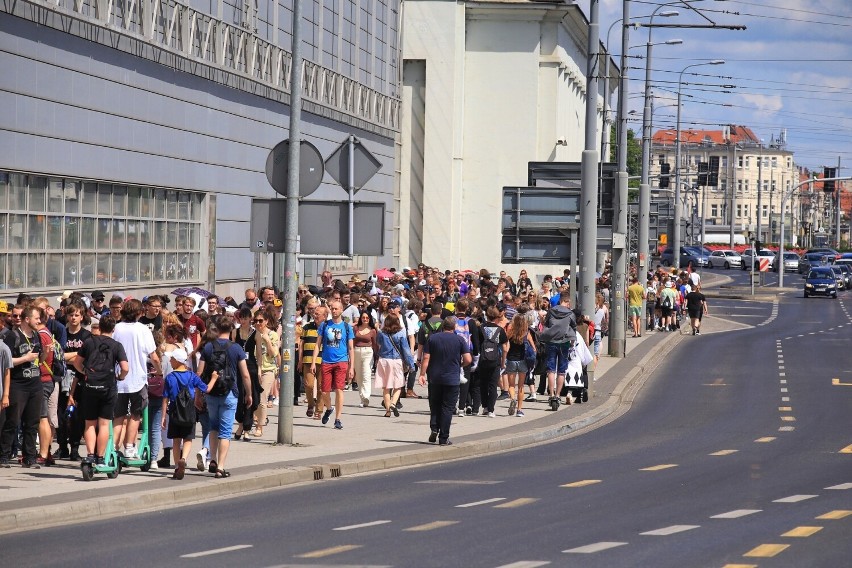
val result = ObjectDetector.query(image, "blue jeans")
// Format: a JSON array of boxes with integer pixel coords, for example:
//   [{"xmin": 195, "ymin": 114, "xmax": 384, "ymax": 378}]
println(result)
[
  {"xmin": 148, "ymin": 396, "xmax": 163, "ymax": 461},
  {"xmin": 545, "ymin": 343, "xmax": 572, "ymax": 375},
  {"xmin": 198, "ymin": 412, "xmax": 210, "ymax": 451},
  {"xmin": 205, "ymin": 392, "xmax": 237, "ymax": 440}
]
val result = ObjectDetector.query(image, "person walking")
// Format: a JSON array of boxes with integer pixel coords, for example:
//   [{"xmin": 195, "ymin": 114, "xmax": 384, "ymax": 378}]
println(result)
[
  {"xmin": 476, "ymin": 306, "xmax": 508, "ymax": 418},
  {"xmin": 251, "ymin": 308, "xmax": 280, "ymax": 438},
  {"xmin": 540, "ymin": 291, "xmax": 576, "ymax": 410},
  {"xmin": 685, "ymin": 284, "xmax": 709, "ymax": 335},
  {"xmin": 352, "ymin": 311, "xmax": 378, "ymax": 407},
  {"xmin": 626, "ymin": 277, "xmax": 644, "ymax": 338},
  {"xmin": 311, "ymin": 300, "xmax": 355, "ymax": 430},
  {"xmin": 505, "ymin": 313, "xmax": 535, "ymax": 418},
  {"xmin": 418, "ymin": 317, "xmax": 472, "ymax": 446},
  {"xmin": 374, "ymin": 313, "xmax": 414, "ymax": 417}
]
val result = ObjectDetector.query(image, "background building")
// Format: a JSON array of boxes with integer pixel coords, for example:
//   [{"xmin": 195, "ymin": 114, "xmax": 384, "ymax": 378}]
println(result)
[{"xmin": 1, "ymin": 0, "xmax": 401, "ymax": 299}]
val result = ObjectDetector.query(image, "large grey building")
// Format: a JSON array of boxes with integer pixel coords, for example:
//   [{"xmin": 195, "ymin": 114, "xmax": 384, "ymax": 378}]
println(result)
[{"xmin": 1, "ymin": 0, "xmax": 400, "ymax": 300}]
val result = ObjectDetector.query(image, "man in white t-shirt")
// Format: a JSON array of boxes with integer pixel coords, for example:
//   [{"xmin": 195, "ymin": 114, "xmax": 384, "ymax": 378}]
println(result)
[
  {"xmin": 112, "ymin": 299, "xmax": 161, "ymax": 459},
  {"xmin": 689, "ymin": 270, "xmax": 701, "ymax": 288}
]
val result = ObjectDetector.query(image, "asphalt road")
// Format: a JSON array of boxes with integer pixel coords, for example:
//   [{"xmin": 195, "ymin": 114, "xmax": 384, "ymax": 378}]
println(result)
[{"xmin": 4, "ymin": 292, "xmax": 852, "ymax": 568}]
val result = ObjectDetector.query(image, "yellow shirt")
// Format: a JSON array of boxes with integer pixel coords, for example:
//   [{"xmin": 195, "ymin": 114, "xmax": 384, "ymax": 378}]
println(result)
[{"xmin": 627, "ymin": 283, "xmax": 645, "ymax": 307}]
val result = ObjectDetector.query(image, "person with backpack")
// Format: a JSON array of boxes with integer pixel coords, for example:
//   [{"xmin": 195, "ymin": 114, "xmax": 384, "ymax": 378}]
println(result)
[
  {"xmin": 645, "ymin": 278, "xmax": 659, "ymax": 332},
  {"xmin": 373, "ymin": 313, "xmax": 414, "ymax": 417},
  {"xmin": 476, "ymin": 305, "xmax": 509, "ymax": 418},
  {"xmin": 197, "ymin": 315, "xmax": 251, "ymax": 478},
  {"xmin": 659, "ymin": 279, "xmax": 679, "ymax": 332},
  {"xmin": 505, "ymin": 313, "xmax": 535, "ymax": 418},
  {"xmin": 69, "ymin": 315, "xmax": 129, "ymax": 467},
  {"xmin": 539, "ymin": 290, "xmax": 577, "ymax": 411},
  {"xmin": 161, "ymin": 348, "xmax": 212, "ymax": 480},
  {"xmin": 35, "ymin": 306, "xmax": 63, "ymax": 466},
  {"xmin": 453, "ymin": 299, "xmax": 480, "ymax": 416},
  {"xmin": 415, "ymin": 302, "xmax": 443, "ymax": 378}
]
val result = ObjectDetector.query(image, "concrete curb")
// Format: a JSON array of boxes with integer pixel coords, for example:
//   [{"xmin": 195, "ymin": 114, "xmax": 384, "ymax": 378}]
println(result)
[{"xmin": 0, "ymin": 333, "xmax": 686, "ymax": 534}]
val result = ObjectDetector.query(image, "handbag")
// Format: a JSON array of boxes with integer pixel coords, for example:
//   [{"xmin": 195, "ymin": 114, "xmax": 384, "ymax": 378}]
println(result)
[
  {"xmin": 147, "ymin": 371, "xmax": 165, "ymax": 398},
  {"xmin": 389, "ymin": 334, "xmax": 412, "ymax": 374}
]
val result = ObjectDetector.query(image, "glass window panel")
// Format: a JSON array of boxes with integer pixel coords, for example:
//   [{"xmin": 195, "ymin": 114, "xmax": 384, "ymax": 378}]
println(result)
[
  {"xmin": 48, "ymin": 178, "xmax": 64, "ymax": 213},
  {"xmin": 112, "ymin": 219, "xmax": 126, "ymax": 249},
  {"xmin": 140, "ymin": 188, "xmax": 152, "ymax": 217},
  {"xmin": 47, "ymin": 216, "xmax": 63, "ymax": 249},
  {"xmin": 113, "ymin": 185, "xmax": 127, "ymax": 216},
  {"xmin": 8, "ymin": 254, "xmax": 25, "ymax": 289},
  {"xmin": 165, "ymin": 252, "xmax": 178, "ymax": 279},
  {"xmin": 0, "ymin": 172, "xmax": 8, "ymax": 209},
  {"xmin": 128, "ymin": 186, "xmax": 141, "ymax": 217},
  {"xmin": 0, "ymin": 254, "xmax": 5, "ymax": 290},
  {"xmin": 97, "ymin": 219, "xmax": 111, "ymax": 249},
  {"xmin": 46, "ymin": 254, "xmax": 62, "ymax": 287},
  {"xmin": 154, "ymin": 189, "xmax": 167, "ymax": 218},
  {"xmin": 64, "ymin": 253, "xmax": 80, "ymax": 286},
  {"xmin": 81, "ymin": 182, "xmax": 97, "ymax": 214},
  {"xmin": 177, "ymin": 252, "xmax": 189, "ymax": 280},
  {"xmin": 65, "ymin": 180, "xmax": 80, "ymax": 213},
  {"xmin": 80, "ymin": 218, "xmax": 95, "ymax": 249},
  {"xmin": 29, "ymin": 176, "xmax": 47, "ymax": 212},
  {"xmin": 64, "ymin": 217, "xmax": 79, "ymax": 249},
  {"xmin": 9, "ymin": 214, "xmax": 26, "ymax": 249},
  {"xmin": 153, "ymin": 252, "xmax": 165, "ymax": 280},
  {"xmin": 126, "ymin": 220, "xmax": 138, "ymax": 249},
  {"xmin": 166, "ymin": 190, "xmax": 178, "ymax": 219},
  {"xmin": 189, "ymin": 253, "xmax": 200, "ymax": 280},
  {"xmin": 166, "ymin": 222, "xmax": 177, "ymax": 248},
  {"xmin": 9, "ymin": 173, "xmax": 27, "ymax": 210},
  {"xmin": 177, "ymin": 222, "xmax": 188, "ymax": 250},
  {"xmin": 27, "ymin": 253, "xmax": 45, "ymax": 287},
  {"xmin": 80, "ymin": 253, "xmax": 95, "ymax": 285},
  {"xmin": 139, "ymin": 220, "xmax": 151, "ymax": 249},
  {"xmin": 125, "ymin": 253, "xmax": 139, "ymax": 283},
  {"xmin": 111, "ymin": 253, "xmax": 124, "ymax": 283},
  {"xmin": 96, "ymin": 254, "xmax": 110, "ymax": 284},
  {"xmin": 192, "ymin": 193, "xmax": 204, "ymax": 221},
  {"xmin": 139, "ymin": 253, "xmax": 152, "ymax": 282},
  {"xmin": 98, "ymin": 184, "xmax": 112, "ymax": 215},
  {"xmin": 178, "ymin": 193, "xmax": 190, "ymax": 219},
  {"xmin": 0, "ymin": 213, "xmax": 6, "ymax": 249},
  {"xmin": 189, "ymin": 224, "xmax": 199, "ymax": 250},
  {"xmin": 154, "ymin": 221, "xmax": 166, "ymax": 249},
  {"xmin": 28, "ymin": 215, "xmax": 45, "ymax": 248}
]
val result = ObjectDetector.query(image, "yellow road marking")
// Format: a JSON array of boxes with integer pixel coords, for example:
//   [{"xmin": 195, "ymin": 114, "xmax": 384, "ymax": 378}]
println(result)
[
  {"xmin": 296, "ymin": 545, "xmax": 361, "ymax": 558},
  {"xmin": 403, "ymin": 521, "xmax": 459, "ymax": 532},
  {"xmin": 744, "ymin": 544, "xmax": 789, "ymax": 558},
  {"xmin": 722, "ymin": 565, "xmax": 757, "ymax": 568},
  {"xmin": 640, "ymin": 464, "xmax": 678, "ymax": 471},
  {"xmin": 779, "ymin": 406, "xmax": 792, "ymax": 411},
  {"xmin": 781, "ymin": 416, "xmax": 796, "ymax": 422},
  {"xmin": 817, "ymin": 510, "xmax": 852, "ymax": 519},
  {"xmin": 839, "ymin": 444, "xmax": 852, "ymax": 454},
  {"xmin": 832, "ymin": 378, "xmax": 852, "ymax": 386},
  {"xmin": 782, "ymin": 526, "xmax": 822, "ymax": 537},
  {"xmin": 755, "ymin": 437, "xmax": 776, "ymax": 443},
  {"xmin": 494, "ymin": 498, "xmax": 539, "ymax": 508},
  {"xmin": 561, "ymin": 479, "xmax": 602, "ymax": 488},
  {"xmin": 710, "ymin": 450, "xmax": 739, "ymax": 456}
]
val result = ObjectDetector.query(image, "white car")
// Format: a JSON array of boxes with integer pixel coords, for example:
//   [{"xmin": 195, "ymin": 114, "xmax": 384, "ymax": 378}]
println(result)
[
  {"xmin": 741, "ymin": 248, "xmax": 776, "ymax": 270},
  {"xmin": 708, "ymin": 249, "xmax": 742, "ymax": 269}
]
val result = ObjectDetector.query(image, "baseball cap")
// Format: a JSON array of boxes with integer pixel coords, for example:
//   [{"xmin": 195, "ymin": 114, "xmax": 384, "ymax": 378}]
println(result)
[
  {"xmin": 91, "ymin": 291, "xmax": 105, "ymax": 301},
  {"xmin": 56, "ymin": 290, "xmax": 73, "ymax": 304},
  {"xmin": 0, "ymin": 300, "xmax": 9, "ymax": 314},
  {"xmin": 169, "ymin": 349, "xmax": 190, "ymax": 366},
  {"xmin": 388, "ymin": 299, "xmax": 402, "ymax": 308}
]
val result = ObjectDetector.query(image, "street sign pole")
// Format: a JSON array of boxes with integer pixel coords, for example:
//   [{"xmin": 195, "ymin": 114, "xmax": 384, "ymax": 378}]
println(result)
[{"xmin": 348, "ymin": 135, "xmax": 355, "ymax": 257}]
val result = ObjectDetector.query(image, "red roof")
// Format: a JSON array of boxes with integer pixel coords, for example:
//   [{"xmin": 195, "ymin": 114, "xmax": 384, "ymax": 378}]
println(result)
[{"xmin": 652, "ymin": 125, "xmax": 760, "ymax": 146}]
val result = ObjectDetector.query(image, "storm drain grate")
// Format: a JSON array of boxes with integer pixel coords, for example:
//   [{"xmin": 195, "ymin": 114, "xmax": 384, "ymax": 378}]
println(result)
[{"xmin": 329, "ymin": 466, "xmax": 341, "ymax": 478}]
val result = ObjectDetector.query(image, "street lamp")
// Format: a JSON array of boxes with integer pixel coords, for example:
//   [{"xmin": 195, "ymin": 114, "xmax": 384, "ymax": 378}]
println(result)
[{"xmin": 673, "ymin": 59, "xmax": 724, "ymax": 269}]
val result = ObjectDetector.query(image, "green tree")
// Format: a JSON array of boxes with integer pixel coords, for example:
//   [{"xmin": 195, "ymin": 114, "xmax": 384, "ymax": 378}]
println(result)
[{"xmin": 609, "ymin": 126, "xmax": 642, "ymax": 200}]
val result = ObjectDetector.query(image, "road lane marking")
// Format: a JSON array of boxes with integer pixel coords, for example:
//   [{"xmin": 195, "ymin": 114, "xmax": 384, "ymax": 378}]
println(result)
[
  {"xmin": 722, "ymin": 565, "xmax": 757, "ymax": 568},
  {"xmin": 779, "ymin": 426, "xmax": 795, "ymax": 432},
  {"xmin": 839, "ymin": 445, "xmax": 852, "ymax": 454},
  {"xmin": 640, "ymin": 525, "xmax": 700, "ymax": 536},
  {"xmin": 832, "ymin": 378, "xmax": 852, "ymax": 386},
  {"xmin": 494, "ymin": 562, "xmax": 551, "ymax": 568},
  {"xmin": 495, "ymin": 498, "xmax": 539, "ymax": 508},
  {"xmin": 755, "ymin": 437, "xmax": 776, "ymax": 443},
  {"xmin": 711, "ymin": 509, "xmax": 762, "ymax": 519},
  {"xmin": 710, "ymin": 450, "xmax": 739, "ymax": 456},
  {"xmin": 782, "ymin": 526, "xmax": 822, "ymax": 537},
  {"xmin": 816, "ymin": 510, "xmax": 852, "ymax": 519},
  {"xmin": 564, "ymin": 542, "xmax": 628, "ymax": 554},
  {"xmin": 561, "ymin": 479, "xmax": 602, "ymax": 487},
  {"xmin": 774, "ymin": 495, "xmax": 818, "ymax": 503},
  {"xmin": 404, "ymin": 521, "xmax": 459, "ymax": 532},
  {"xmin": 780, "ymin": 379, "xmax": 787, "ymax": 384},
  {"xmin": 417, "ymin": 479, "xmax": 503, "ymax": 485},
  {"xmin": 333, "ymin": 520, "xmax": 392, "ymax": 531},
  {"xmin": 779, "ymin": 372, "xmax": 786, "ymax": 376},
  {"xmin": 456, "ymin": 498, "xmax": 506, "ymax": 508},
  {"xmin": 826, "ymin": 483, "xmax": 852, "ymax": 490},
  {"xmin": 180, "ymin": 545, "xmax": 253, "ymax": 558},
  {"xmin": 640, "ymin": 464, "xmax": 678, "ymax": 471},
  {"xmin": 779, "ymin": 406, "xmax": 792, "ymax": 411},
  {"xmin": 782, "ymin": 396, "xmax": 790, "ymax": 402},
  {"xmin": 781, "ymin": 416, "xmax": 796, "ymax": 422},
  {"xmin": 296, "ymin": 545, "xmax": 362, "ymax": 558},
  {"xmin": 744, "ymin": 544, "xmax": 789, "ymax": 558},
  {"xmin": 780, "ymin": 388, "xmax": 788, "ymax": 392}
]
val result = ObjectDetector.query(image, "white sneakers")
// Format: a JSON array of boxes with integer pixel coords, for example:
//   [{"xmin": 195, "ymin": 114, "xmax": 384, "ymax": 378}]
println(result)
[
  {"xmin": 196, "ymin": 447, "xmax": 209, "ymax": 472},
  {"xmin": 123, "ymin": 444, "xmax": 138, "ymax": 459}
]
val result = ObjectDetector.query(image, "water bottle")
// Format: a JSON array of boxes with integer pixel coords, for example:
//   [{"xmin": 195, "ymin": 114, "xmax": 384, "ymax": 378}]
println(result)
[{"xmin": 65, "ymin": 405, "xmax": 75, "ymax": 421}]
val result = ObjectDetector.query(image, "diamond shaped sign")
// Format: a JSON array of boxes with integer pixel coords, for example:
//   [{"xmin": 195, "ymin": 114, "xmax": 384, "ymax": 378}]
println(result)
[{"xmin": 324, "ymin": 137, "xmax": 382, "ymax": 193}]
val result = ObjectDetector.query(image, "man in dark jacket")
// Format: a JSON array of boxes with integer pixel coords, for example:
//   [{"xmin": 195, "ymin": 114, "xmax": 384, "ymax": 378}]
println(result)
[{"xmin": 540, "ymin": 291, "xmax": 577, "ymax": 409}]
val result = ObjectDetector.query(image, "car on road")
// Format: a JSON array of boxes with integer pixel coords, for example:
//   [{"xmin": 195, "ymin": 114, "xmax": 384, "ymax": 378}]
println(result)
[
  {"xmin": 798, "ymin": 252, "xmax": 831, "ymax": 274},
  {"xmin": 830, "ymin": 266, "xmax": 847, "ymax": 290},
  {"xmin": 773, "ymin": 251, "xmax": 800, "ymax": 272},
  {"xmin": 660, "ymin": 246, "xmax": 709, "ymax": 268},
  {"xmin": 741, "ymin": 248, "xmax": 775, "ymax": 270},
  {"xmin": 708, "ymin": 249, "xmax": 742, "ymax": 269},
  {"xmin": 834, "ymin": 263, "xmax": 852, "ymax": 289},
  {"xmin": 806, "ymin": 247, "xmax": 840, "ymax": 258},
  {"xmin": 804, "ymin": 267, "xmax": 838, "ymax": 298}
]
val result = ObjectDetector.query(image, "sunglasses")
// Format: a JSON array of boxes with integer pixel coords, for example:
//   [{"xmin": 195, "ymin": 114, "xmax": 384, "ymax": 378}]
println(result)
[{"xmin": 253, "ymin": 319, "xmax": 265, "ymax": 324}]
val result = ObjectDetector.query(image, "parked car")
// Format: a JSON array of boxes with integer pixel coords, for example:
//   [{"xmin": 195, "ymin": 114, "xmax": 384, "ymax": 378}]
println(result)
[
  {"xmin": 804, "ymin": 267, "xmax": 838, "ymax": 298},
  {"xmin": 798, "ymin": 252, "xmax": 831, "ymax": 274},
  {"xmin": 773, "ymin": 252, "xmax": 800, "ymax": 272},
  {"xmin": 708, "ymin": 249, "xmax": 742, "ymax": 269},
  {"xmin": 830, "ymin": 266, "xmax": 847, "ymax": 290},
  {"xmin": 660, "ymin": 246, "xmax": 709, "ymax": 268},
  {"xmin": 741, "ymin": 248, "xmax": 775, "ymax": 270}
]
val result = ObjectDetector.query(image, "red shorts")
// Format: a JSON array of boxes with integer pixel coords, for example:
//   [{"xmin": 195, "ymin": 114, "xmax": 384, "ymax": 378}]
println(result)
[{"xmin": 320, "ymin": 362, "xmax": 348, "ymax": 393}]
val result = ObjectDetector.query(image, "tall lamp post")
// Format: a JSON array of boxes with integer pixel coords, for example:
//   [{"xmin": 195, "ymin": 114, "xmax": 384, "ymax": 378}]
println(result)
[{"xmin": 673, "ymin": 59, "xmax": 724, "ymax": 269}]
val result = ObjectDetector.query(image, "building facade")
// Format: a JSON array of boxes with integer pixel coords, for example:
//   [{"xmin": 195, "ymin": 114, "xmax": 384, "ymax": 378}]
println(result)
[{"xmin": 1, "ymin": 0, "xmax": 401, "ymax": 300}]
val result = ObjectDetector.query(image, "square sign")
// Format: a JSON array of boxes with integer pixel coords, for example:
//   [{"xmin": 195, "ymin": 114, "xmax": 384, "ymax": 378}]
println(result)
[{"xmin": 325, "ymin": 137, "xmax": 382, "ymax": 192}]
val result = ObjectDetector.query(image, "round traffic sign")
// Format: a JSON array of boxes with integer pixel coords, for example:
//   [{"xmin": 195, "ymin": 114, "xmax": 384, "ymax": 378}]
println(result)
[{"xmin": 265, "ymin": 139, "xmax": 324, "ymax": 197}]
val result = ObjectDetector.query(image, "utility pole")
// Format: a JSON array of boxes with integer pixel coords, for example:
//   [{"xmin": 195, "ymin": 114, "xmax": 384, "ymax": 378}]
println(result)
[
  {"xmin": 730, "ymin": 143, "xmax": 738, "ymax": 248},
  {"xmin": 756, "ymin": 142, "xmax": 763, "ymax": 249},
  {"xmin": 579, "ymin": 0, "xmax": 600, "ymax": 318},
  {"xmin": 836, "ymin": 156, "xmax": 842, "ymax": 248}
]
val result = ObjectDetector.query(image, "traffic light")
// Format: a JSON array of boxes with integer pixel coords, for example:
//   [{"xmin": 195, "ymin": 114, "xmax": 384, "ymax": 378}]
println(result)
[
  {"xmin": 824, "ymin": 167, "xmax": 836, "ymax": 192},
  {"xmin": 660, "ymin": 163, "xmax": 670, "ymax": 188}
]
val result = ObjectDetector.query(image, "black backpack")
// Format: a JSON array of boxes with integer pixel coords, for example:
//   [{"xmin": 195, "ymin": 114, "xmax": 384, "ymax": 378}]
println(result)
[
  {"xmin": 204, "ymin": 340, "xmax": 235, "ymax": 397},
  {"xmin": 480, "ymin": 325, "xmax": 503, "ymax": 365},
  {"xmin": 85, "ymin": 337, "xmax": 117, "ymax": 388},
  {"xmin": 170, "ymin": 383, "xmax": 196, "ymax": 427}
]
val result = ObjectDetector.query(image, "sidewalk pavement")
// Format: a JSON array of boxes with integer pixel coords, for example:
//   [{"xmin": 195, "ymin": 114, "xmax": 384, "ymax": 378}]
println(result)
[{"xmin": 0, "ymin": 273, "xmax": 733, "ymax": 533}]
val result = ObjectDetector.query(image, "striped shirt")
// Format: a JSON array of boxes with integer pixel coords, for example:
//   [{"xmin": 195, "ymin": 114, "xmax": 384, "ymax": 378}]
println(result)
[{"xmin": 301, "ymin": 323, "xmax": 320, "ymax": 365}]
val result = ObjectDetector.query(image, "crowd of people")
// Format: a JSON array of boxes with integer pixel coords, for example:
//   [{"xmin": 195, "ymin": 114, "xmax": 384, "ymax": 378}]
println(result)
[{"xmin": 1, "ymin": 261, "xmax": 703, "ymax": 471}]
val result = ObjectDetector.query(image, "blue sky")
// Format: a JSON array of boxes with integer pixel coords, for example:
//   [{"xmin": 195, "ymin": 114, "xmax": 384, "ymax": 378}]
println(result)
[{"xmin": 579, "ymin": 0, "xmax": 852, "ymax": 172}]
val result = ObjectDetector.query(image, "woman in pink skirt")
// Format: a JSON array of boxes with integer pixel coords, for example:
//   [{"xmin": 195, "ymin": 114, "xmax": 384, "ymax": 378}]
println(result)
[{"xmin": 374, "ymin": 313, "xmax": 415, "ymax": 417}]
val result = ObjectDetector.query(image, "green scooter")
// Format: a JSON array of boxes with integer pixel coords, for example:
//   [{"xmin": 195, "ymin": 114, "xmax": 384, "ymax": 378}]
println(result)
[
  {"xmin": 80, "ymin": 421, "xmax": 120, "ymax": 481},
  {"xmin": 116, "ymin": 406, "xmax": 152, "ymax": 473}
]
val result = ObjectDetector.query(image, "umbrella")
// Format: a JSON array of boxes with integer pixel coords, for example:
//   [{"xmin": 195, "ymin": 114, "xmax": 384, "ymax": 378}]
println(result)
[
  {"xmin": 171, "ymin": 286, "xmax": 213, "ymax": 298},
  {"xmin": 373, "ymin": 268, "xmax": 394, "ymax": 280}
]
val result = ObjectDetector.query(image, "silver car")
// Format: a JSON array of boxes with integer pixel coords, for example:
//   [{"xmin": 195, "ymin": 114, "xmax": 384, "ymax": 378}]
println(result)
[
  {"xmin": 708, "ymin": 249, "xmax": 742, "ymax": 269},
  {"xmin": 773, "ymin": 252, "xmax": 800, "ymax": 272}
]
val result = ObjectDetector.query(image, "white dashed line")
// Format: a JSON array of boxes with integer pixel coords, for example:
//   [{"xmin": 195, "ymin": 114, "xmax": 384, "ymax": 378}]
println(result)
[
  {"xmin": 332, "ymin": 520, "xmax": 392, "ymax": 531},
  {"xmin": 494, "ymin": 562, "xmax": 551, "ymax": 568},
  {"xmin": 773, "ymin": 495, "xmax": 818, "ymax": 503},
  {"xmin": 564, "ymin": 542, "xmax": 628, "ymax": 554},
  {"xmin": 180, "ymin": 545, "xmax": 253, "ymax": 558},
  {"xmin": 640, "ymin": 525, "xmax": 700, "ymax": 536},
  {"xmin": 456, "ymin": 498, "xmax": 506, "ymax": 508},
  {"xmin": 711, "ymin": 509, "xmax": 762, "ymax": 519},
  {"xmin": 826, "ymin": 483, "xmax": 852, "ymax": 490}
]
